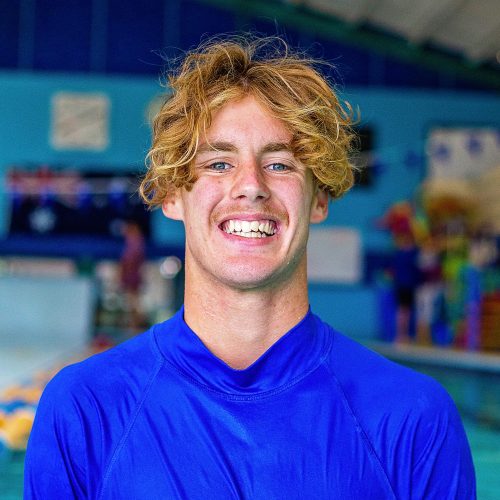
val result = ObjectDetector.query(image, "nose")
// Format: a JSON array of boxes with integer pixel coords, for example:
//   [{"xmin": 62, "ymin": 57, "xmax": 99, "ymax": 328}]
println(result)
[{"xmin": 230, "ymin": 160, "xmax": 270, "ymax": 202}]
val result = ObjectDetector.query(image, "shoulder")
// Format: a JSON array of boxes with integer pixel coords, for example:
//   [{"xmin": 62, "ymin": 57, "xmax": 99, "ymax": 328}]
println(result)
[
  {"xmin": 324, "ymin": 326, "xmax": 451, "ymax": 415},
  {"xmin": 39, "ymin": 310, "xmax": 186, "ymax": 413},
  {"xmin": 26, "ymin": 326, "xmax": 171, "ymax": 496},
  {"xmin": 322, "ymin": 327, "xmax": 461, "ymax": 445},
  {"xmin": 40, "ymin": 326, "xmax": 164, "ymax": 415},
  {"xmin": 320, "ymin": 322, "xmax": 475, "ymax": 496}
]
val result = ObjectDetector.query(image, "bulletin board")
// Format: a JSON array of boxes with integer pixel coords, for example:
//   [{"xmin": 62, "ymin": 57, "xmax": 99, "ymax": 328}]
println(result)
[
  {"xmin": 6, "ymin": 166, "xmax": 149, "ymax": 238},
  {"xmin": 427, "ymin": 127, "xmax": 500, "ymax": 180}
]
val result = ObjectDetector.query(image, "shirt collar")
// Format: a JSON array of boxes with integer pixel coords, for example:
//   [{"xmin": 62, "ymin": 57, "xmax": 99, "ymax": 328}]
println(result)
[{"xmin": 153, "ymin": 306, "xmax": 331, "ymax": 397}]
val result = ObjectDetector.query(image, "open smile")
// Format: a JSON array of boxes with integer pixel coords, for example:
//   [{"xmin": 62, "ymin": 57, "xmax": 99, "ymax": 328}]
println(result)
[{"xmin": 220, "ymin": 219, "xmax": 277, "ymax": 238}]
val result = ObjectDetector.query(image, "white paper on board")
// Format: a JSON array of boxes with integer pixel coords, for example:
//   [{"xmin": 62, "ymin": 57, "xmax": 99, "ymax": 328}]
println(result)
[
  {"xmin": 307, "ymin": 226, "xmax": 362, "ymax": 284},
  {"xmin": 51, "ymin": 92, "xmax": 110, "ymax": 151}
]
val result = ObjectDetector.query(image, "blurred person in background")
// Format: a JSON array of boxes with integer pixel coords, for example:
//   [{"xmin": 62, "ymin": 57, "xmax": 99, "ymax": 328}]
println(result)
[
  {"xmin": 119, "ymin": 219, "xmax": 146, "ymax": 332},
  {"xmin": 24, "ymin": 35, "xmax": 475, "ymax": 498}
]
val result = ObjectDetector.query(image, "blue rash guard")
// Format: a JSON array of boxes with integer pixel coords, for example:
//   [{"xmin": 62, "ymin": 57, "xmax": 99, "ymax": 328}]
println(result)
[{"xmin": 25, "ymin": 308, "xmax": 475, "ymax": 499}]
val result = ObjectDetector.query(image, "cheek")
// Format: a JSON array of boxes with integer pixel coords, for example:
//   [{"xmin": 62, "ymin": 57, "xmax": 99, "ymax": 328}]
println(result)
[
  {"xmin": 184, "ymin": 181, "xmax": 223, "ymax": 218},
  {"xmin": 272, "ymin": 183, "xmax": 310, "ymax": 224},
  {"xmin": 194, "ymin": 177, "xmax": 225, "ymax": 197},
  {"xmin": 295, "ymin": 184, "xmax": 316, "ymax": 216}
]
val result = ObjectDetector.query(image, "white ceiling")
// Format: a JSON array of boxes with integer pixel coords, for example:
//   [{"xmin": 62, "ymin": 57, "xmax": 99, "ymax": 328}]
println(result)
[{"xmin": 301, "ymin": 0, "xmax": 500, "ymax": 65}]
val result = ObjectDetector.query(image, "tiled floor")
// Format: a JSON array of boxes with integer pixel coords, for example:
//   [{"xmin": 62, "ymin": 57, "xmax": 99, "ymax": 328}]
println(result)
[
  {"xmin": 465, "ymin": 420, "xmax": 500, "ymax": 500},
  {"xmin": 0, "ymin": 451, "xmax": 23, "ymax": 499}
]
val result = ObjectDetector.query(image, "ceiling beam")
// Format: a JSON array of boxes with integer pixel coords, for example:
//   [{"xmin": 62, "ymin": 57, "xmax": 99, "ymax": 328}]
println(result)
[
  {"xmin": 406, "ymin": 0, "xmax": 468, "ymax": 45},
  {"xmin": 465, "ymin": 18, "xmax": 500, "ymax": 63},
  {"xmin": 197, "ymin": 0, "xmax": 500, "ymax": 90},
  {"xmin": 336, "ymin": 0, "xmax": 382, "ymax": 25}
]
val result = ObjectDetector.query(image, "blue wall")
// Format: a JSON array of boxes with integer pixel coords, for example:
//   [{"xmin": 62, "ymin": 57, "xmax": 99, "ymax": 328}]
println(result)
[
  {"xmin": 332, "ymin": 88, "xmax": 500, "ymax": 251},
  {"xmin": 1, "ymin": 71, "xmax": 499, "ymax": 337},
  {"xmin": 314, "ymin": 88, "xmax": 499, "ymax": 335},
  {"xmin": 0, "ymin": 72, "xmax": 155, "ymax": 168},
  {"xmin": 0, "ymin": 71, "xmax": 159, "ymax": 237}
]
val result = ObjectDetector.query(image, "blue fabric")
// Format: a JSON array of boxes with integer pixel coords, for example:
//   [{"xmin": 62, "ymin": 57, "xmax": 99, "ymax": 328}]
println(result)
[{"xmin": 24, "ymin": 308, "xmax": 476, "ymax": 499}]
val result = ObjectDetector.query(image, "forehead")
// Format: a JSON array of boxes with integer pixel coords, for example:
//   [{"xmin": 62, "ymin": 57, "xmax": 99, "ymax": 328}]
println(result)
[{"xmin": 202, "ymin": 95, "xmax": 292, "ymax": 146}]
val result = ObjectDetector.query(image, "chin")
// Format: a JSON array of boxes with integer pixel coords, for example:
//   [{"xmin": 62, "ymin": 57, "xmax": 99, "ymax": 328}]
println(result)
[{"xmin": 220, "ymin": 273, "xmax": 277, "ymax": 291}]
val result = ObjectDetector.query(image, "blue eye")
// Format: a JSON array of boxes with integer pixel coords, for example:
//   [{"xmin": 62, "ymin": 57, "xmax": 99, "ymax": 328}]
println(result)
[
  {"xmin": 268, "ymin": 163, "xmax": 289, "ymax": 172},
  {"xmin": 209, "ymin": 162, "xmax": 231, "ymax": 171}
]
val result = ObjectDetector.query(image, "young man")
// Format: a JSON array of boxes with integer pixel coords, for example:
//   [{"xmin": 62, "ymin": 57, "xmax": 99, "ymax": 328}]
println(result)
[{"xmin": 25, "ymin": 36, "xmax": 475, "ymax": 498}]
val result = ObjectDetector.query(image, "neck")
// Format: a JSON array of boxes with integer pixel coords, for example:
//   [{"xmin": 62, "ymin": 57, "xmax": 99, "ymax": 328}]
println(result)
[{"xmin": 183, "ymin": 265, "xmax": 310, "ymax": 370}]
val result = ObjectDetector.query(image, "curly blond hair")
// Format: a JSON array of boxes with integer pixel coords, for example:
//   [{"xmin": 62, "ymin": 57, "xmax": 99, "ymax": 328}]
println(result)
[{"xmin": 140, "ymin": 35, "xmax": 357, "ymax": 208}]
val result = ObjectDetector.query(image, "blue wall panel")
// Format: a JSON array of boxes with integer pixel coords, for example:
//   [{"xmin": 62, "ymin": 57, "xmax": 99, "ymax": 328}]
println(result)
[
  {"xmin": 314, "ymin": 38, "xmax": 373, "ymax": 86},
  {"xmin": 106, "ymin": 0, "xmax": 164, "ymax": 74},
  {"xmin": 1, "ymin": 0, "xmax": 497, "ymax": 92},
  {"xmin": 384, "ymin": 57, "xmax": 441, "ymax": 89},
  {"xmin": 179, "ymin": 0, "xmax": 236, "ymax": 50},
  {"xmin": 309, "ymin": 285, "xmax": 378, "ymax": 339},
  {"xmin": 0, "ymin": 0, "xmax": 20, "ymax": 68},
  {"xmin": 33, "ymin": 0, "xmax": 92, "ymax": 71}
]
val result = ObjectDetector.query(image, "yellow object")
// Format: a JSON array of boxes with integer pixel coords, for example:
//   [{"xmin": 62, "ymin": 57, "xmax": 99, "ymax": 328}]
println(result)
[
  {"xmin": 0, "ymin": 408, "xmax": 35, "ymax": 450},
  {"xmin": 1, "ymin": 384, "xmax": 43, "ymax": 405}
]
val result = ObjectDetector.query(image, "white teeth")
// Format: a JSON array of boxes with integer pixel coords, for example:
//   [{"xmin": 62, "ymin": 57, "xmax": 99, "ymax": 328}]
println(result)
[
  {"xmin": 223, "ymin": 219, "xmax": 276, "ymax": 237},
  {"xmin": 232, "ymin": 230, "xmax": 268, "ymax": 238}
]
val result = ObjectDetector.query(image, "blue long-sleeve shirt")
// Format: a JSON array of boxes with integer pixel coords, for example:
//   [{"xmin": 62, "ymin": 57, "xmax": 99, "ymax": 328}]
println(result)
[{"xmin": 25, "ymin": 308, "xmax": 475, "ymax": 499}]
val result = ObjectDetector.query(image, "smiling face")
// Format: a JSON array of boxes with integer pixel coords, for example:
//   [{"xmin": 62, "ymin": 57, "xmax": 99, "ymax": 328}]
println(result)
[{"xmin": 162, "ymin": 95, "xmax": 328, "ymax": 293}]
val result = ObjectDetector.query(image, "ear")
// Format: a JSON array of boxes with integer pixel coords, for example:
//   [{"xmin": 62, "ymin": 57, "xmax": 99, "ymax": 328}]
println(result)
[
  {"xmin": 309, "ymin": 188, "xmax": 329, "ymax": 224},
  {"xmin": 161, "ymin": 190, "xmax": 184, "ymax": 221}
]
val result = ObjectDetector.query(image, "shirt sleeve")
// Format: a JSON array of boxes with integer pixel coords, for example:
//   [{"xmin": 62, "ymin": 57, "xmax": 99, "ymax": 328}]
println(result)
[
  {"xmin": 24, "ymin": 369, "xmax": 88, "ymax": 499},
  {"xmin": 410, "ymin": 389, "xmax": 476, "ymax": 500}
]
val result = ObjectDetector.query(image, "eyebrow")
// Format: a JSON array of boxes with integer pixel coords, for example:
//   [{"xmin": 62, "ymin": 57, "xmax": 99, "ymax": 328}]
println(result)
[
  {"xmin": 261, "ymin": 142, "xmax": 293, "ymax": 154},
  {"xmin": 197, "ymin": 142, "xmax": 237, "ymax": 154},
  {"xmin": 196, "ymin": 141, "xmax": 293, "ymax": 155}
]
